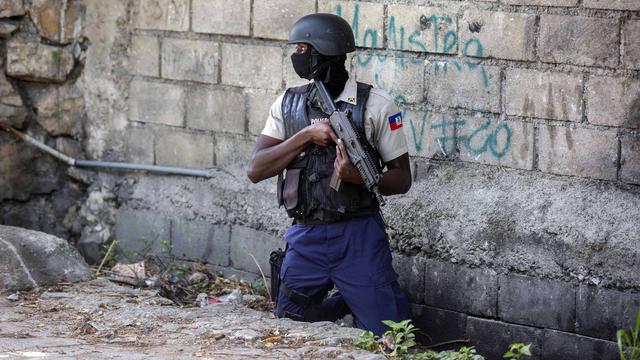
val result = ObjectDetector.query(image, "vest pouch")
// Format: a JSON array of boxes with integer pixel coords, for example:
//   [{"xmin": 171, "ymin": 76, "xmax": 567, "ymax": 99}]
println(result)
[{"xmin": 283, "ymin": 168, "xmax": 302, "ymax": 211}]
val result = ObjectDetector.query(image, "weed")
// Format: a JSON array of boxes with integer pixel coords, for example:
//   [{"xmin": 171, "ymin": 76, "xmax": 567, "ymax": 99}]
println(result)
[
  {"xmin": 618, "ymin": 310, "xmax": 640, "ymax": 360},
  {"xmin": 382, "ymin": 319, "xmax": 418, "ymax": 357},
  {"xmin": 504, "ymin": 343, "xmax": 532, "ymax": 359},
  {"xmin": 406, "ymin": 346, "xmax": 478, "ymax": 360}
]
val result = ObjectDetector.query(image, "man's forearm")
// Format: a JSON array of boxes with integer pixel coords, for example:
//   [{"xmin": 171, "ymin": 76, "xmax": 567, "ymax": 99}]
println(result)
[
  {"xmin": 377, "ymin": 153, "xmax": 412, "ymax": 196},
  {"xmin": 247, "ymin": 131, "xmax": 309, "ymax": 183}
]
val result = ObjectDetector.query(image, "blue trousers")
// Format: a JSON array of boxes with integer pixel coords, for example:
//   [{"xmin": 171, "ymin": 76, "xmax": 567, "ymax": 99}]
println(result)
[{"xmin": 276, "ymin": 214, "xmax": 410, "ymax": 336}]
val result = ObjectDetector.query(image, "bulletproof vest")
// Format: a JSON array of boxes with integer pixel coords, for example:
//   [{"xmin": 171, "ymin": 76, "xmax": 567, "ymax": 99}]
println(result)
[{"xmin": 278, "ymin": 82, "xmax": 382, "ymax": 222}]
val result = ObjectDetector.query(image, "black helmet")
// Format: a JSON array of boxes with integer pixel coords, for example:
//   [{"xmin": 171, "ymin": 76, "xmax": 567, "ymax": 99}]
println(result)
[{"xmin": 288, "ymin": 13, "xmax": 355, "ymax": 56}]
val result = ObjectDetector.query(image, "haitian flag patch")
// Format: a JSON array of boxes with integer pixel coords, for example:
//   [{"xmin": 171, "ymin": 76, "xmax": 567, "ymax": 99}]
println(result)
[{"xmin": 388, "ymin": 112, "xmax": 403, "ymax": 131}]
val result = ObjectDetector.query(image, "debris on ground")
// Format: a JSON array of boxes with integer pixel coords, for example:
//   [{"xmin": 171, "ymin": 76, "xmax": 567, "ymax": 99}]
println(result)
[
  {"xmin": 96, "ymin": 256, "xmax": 273, "ymax": 312},
  {"xmin": 0, "ymin": 279, "xmax": 377, "ymax": 359}
]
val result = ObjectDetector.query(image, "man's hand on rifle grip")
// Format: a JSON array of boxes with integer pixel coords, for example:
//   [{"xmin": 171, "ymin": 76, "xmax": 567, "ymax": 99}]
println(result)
[{"xmin": 334, "ymin": 139, "xmax": 364, "ymax": 185}]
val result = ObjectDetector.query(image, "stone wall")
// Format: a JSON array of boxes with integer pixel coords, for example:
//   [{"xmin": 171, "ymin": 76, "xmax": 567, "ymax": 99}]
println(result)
[
  {"xmin": 0, "ymin": 0, "xmax": 93, "ymax": 251},
  {"xmin": 2, "ymin": 0, "xmax": 639, "ymax": 359}
]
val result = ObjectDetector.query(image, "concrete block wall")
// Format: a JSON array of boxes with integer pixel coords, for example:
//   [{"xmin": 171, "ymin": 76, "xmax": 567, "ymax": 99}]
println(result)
[
  {"xmin": 117, "ymin": 1, "xmax": 640, "ymax": 358},
  {"xmin": 126, "ymin": 0, "xmax": 640, "ymax": 184}
]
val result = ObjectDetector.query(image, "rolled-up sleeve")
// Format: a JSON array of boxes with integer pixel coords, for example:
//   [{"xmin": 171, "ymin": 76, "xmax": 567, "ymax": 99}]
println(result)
[{"xmin": 261, "ymin": 92, "xmax": 286, "ymax": 141}]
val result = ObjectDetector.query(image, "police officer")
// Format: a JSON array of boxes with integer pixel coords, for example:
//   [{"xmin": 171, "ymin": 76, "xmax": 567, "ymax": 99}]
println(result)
[{"xmin": 247, "ymin": 13, "xmax": 411, "ymax": 336}]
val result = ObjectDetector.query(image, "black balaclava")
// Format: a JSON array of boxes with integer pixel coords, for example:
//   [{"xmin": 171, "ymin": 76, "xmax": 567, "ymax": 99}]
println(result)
[{"xmin": 291, "ymin": 46, "xmax": 349, "ymax": 99}]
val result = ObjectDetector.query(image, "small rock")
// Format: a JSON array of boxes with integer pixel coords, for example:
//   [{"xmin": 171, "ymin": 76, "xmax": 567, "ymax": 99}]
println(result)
[
  {"xmin": 231, "ymin": 329, "xmax": 262, "ymax": 341},
  {"xmin": 29, "ymin": 0, "xmax": 84, "ymax": 44},
  {"xmin": 217, "ymin": 289, "xmax": 243, "ymax": 304},
  {"xmin": 0, "ymin": 22, "xmax": 18, "ymax": 38},
  {"xmin": 242, "ymin": 294, "xmax": 266, "ymax": 303},
  {"xmin": 40, "ymin": 291, "xmax": 72, "ymax": 299},
  {"xmin": 6, "ymin": 41, "xmax": 74, "ymax": 83},
  {"xmin": 0, "ymin": 0, "xmax": 26, "ymax": 18},
  {"xmin": 7, "ymin": 293, "xmax": 19, "ymax": 301}
]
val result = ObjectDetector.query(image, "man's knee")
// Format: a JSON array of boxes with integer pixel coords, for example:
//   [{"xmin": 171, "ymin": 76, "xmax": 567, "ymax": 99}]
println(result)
[{"xmin": 275, "ymin": 285, "xmax": 350, "ymax": 322}]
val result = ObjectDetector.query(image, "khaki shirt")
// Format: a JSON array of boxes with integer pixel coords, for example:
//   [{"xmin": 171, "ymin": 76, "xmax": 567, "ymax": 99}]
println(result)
[{"xmin": 261, "ymin": 76, "xmax": 409, "ymax": 163}]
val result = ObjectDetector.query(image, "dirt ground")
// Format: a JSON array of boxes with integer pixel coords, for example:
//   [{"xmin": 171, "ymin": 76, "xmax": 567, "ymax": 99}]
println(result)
[{"xmin": 0, "ymin": 280, "xmax": 384, "ymax": 359}]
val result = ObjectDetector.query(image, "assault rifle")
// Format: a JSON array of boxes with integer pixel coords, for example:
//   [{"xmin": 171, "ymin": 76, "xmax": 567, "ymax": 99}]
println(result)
[{"xmin": 311, "ymin": 80, "xmax": 385, "ymax": 206}]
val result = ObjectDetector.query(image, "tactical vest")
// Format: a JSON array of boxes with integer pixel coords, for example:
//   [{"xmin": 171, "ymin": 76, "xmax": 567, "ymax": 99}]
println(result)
[{"xmin": 278, "ymin": 82, "xmax": 382, "ymax": 223}]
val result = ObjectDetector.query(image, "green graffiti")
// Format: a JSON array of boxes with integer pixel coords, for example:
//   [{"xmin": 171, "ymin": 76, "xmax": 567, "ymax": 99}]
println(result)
[
  {"xmin": 489, "ymin": 123, "xmax": 512, "ymax": 158},
  {"xmin": 464, "ymin": 118, "xmax": 492, "ymax": 156},
  {"xmin": 462, "ymin": 117, "xmax": 512, "ymax": 159},
  {"xmin": 443, "ymin": 31, "xmax": 457, "ymax": 53}
]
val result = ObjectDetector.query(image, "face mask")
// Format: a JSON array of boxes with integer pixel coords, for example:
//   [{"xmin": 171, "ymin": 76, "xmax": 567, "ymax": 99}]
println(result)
[{"xmin": 291, "ymin": 49, "xmax": 314, "ymax": 80}]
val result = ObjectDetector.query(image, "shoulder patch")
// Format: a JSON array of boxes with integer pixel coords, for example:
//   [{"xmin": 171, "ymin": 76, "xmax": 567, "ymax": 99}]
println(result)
[{"xmin": 388, "ymin": 112, "xmax": 403, "ymax": 131}]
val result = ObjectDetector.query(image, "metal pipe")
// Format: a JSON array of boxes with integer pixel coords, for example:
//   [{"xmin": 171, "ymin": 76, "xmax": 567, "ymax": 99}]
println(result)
[
  {"xmin": 75, "ymin": 160, "xmax": 211, "ymax": 177},
  {"xmin": 1, "ymin": 126, "xmax": 212, "ymax": 178}
]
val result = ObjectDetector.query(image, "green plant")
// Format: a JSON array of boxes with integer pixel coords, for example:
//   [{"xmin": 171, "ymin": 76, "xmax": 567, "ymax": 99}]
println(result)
[
  {"xmin": 382, "ymin": 319, "xmax": 418, "ymax": 357},
  {"xmin": 504, "ymin": 343, "xmax": 532, "ymax": 359},
  {"xmin": 406, "ymin": 346, "xmax": 478, "ymax": 360},
  {"xmin": 354, "ymin": 330, "xmax": 381, "ymax": 353},
  {"xmin": 618, "ymin": 310, "xmax": 640, "ymax": 360},
  {"xmin": 353, "ymin": 320, "xmax": 417, "ymax": 357},
  {"xmin": 175, "ymin": 263, "xmax": 189, "ymax": 277}
]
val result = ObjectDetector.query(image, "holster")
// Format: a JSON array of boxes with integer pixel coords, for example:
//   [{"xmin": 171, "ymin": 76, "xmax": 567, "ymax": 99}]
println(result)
[{"xmin": 269, "ymin": 249, "xmax": 285, "ymax": 302}]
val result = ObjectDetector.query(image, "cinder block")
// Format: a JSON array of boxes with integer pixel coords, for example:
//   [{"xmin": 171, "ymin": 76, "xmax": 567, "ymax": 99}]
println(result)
[
  {"xmin": 460, "ymin": 10, "xmax": 536, "ymax": 61},
  {"xmin": 135, "ymin": 0, "xmax": 189, "ymax": 31},
  {"xmin": 412, "ymin": 305, "xmax": 467, "ymax": 346},
  {"xmin": 155, "ymin": 130, "xmax": 214, "ymax": 168},
  {"xmin": 538, "ymin": 125, "xmax": 618, "ymax": 181},
  {"xmin": 115, "ymin": 209, "xmax": 171, "ymax": 260},
  {"xmin": 354, "ymin": 54, "xmax": 424, "ymax": 104},
  {"xmin": 577, "ymin": 285, "xmax": 640, "ymax": 341},
  {"xmin": 130, "ymin": 35, "xmax": 159, "ymax": 77},
  {"xmin": 505, "ymin": 69, "xmax": 583, "ymax": 122},
  {"xmin": 543, "ymin": 329, "xmax": 618, "ymax": 360},
  {"xmin": 171, "ymin": 219, "xmax": 230, "ymax": 266},
  {"xmin": 587, "ymin": 76, "xmax": 640, "ymax": 128},
  {"xmin": 392, "ymin": 254, "xmax": 425, "ymax": 304},
  {"xmin": 221, "ymin": 44, "xmax": 283, "ymax": 90},
  {"xmin": 161, "ymin": 38, "xmax": 219, "ymax": 83},
  {"xmin": 426, "ymin": 61, "xmax": 500, "ymax": 112},
  {"xmin": 185, "ymin": 86, "xmax": 246, "ymax": 133},
  {"xmin": 623, "ymin": 20, "xmax": 640, "ymax": 70},
  {"xmin": 621, "ymin": 134, "xmax": 640, "ymax": 185},
  {"xmin": 403, "ymin": 109, "xmax": 466, "ymax": 159},
  {"xmin": 502, "ymin": 0, "xmax": 578, "ymax": 5},
  {"xmin": 215, "ymin": 133, "xmax": 255, "ymax": 166},
  {"xmin": 499, "ymin": 274, "xmax": 576, "ymax": 331},
  {"xmin": 423, "ymin": 259, "xmax": 498, "ymax": 317},
  {"xmin": 125, "ymin": 126, "xmax": 154, "ymax": 164},
  {"xmin": 253, "ymin": 0, "xmax": 315, "ymax": 40},
  {"xmin": 319, "ymin": 0, "xmax": 384, "ymax": 49},
  {"xmin": 386, "ymin": 5, "xmax": 457, "ymax": 54},
  {"xmin": 460, "ymin": 116, "xmax": 534, "ymax": 171},
  {"xmin": 247, "ymin": 88, "xmax": 280, "ymax": 136},
  {"xmin": 467, "ymin": 317, "xmax": 543, "ymax": 360},
  {"xmin": 230, "ymin": 225, "xmax": 284, "ymax": 275},
  {"xmin": 128, "ymin": 79, "xmax": 184, "ymax": 127},
  {"xmin": 192, "ymin": 0, "xmax": 250, "ymax": 36},
  {"xmin": 584, "ymin": 0, "xmax": 640, "ymax": 10},
  {"xmin": 539, "ymin": 15, "xmax": 619, "ymax": 68}
]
